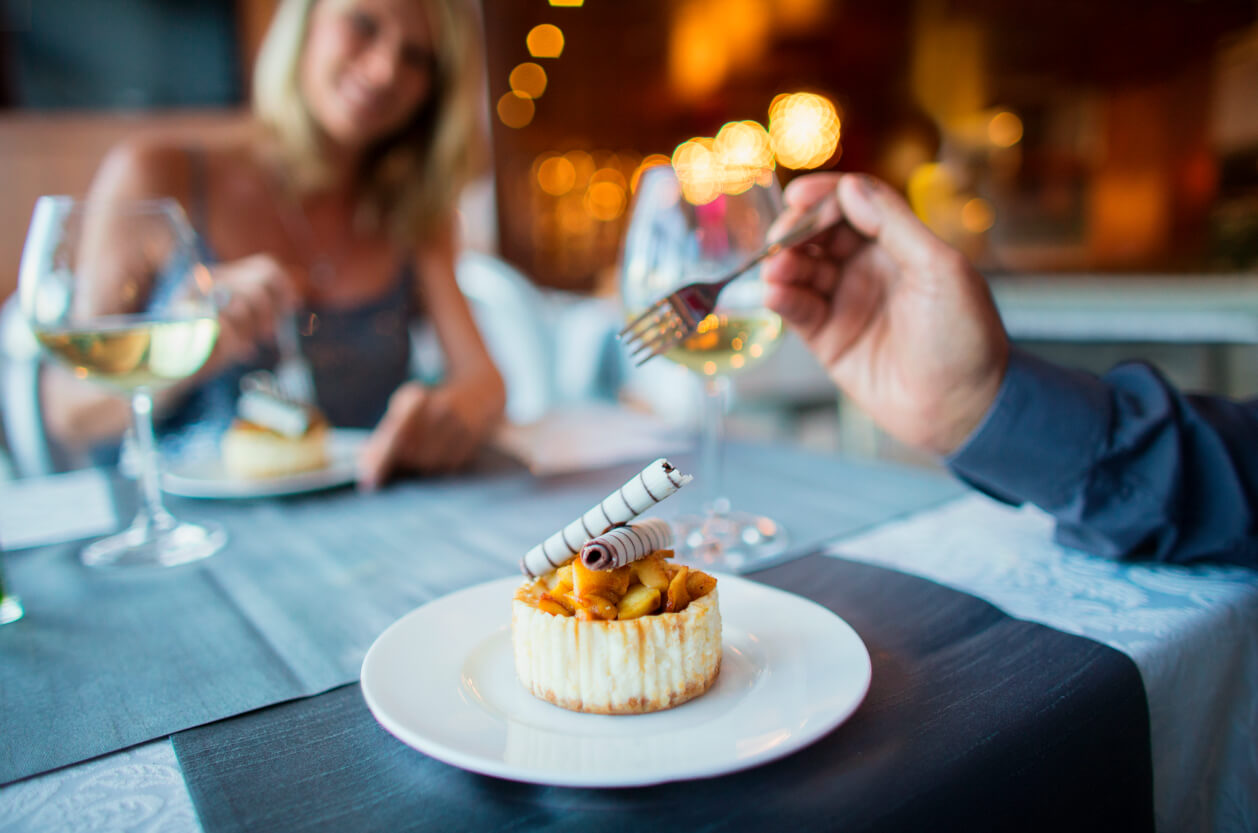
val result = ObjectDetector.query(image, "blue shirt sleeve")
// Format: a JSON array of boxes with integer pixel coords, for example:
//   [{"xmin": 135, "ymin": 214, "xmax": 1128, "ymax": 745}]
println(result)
[{"xmin": 946, "ymin": 348, "xmax": 1258, "ymax": 567}]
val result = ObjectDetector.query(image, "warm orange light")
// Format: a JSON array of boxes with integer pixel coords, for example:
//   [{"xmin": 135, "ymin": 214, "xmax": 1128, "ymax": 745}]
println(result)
[
  {"xmin": 775, "ymin": 0, "xmax": 827, "ymax": 31},
  {"xmin": 719, "ymin": 0, "xmax": 772, "ymax": 68},
  {"xmin": 768, "ymin": 92, "xmax": 841, "ymax": 170},
  {"xmin": 988, "ymin": 111, "xmax": 1023, "ymax": 148},
  {"xmin": 496, "ymin": 92, "xmax": 534, "ymax": 128},
  {"xmin": 631, "ymin": 154, "xmax": 672, "ymax": 192},
  {"xmin": 669, "ymin": 3, "xmax": 728, "ymax": 101},
  {"xmin": 527, "ymin": 24, "xmax": 565, "ymax": 58},
  {"xmin": 960, "ymin": 197, "xmax": 995, "ymax": 233},
  {"xmin": 714, "ymin": 120, "xmax": 774, "ymax": 193},
  {"xmin": 562, "ymin": 150, "xmax": 595, "ymax": 190},
  {"xmin": 585, "ymin": 180, "xmax": 627, "ymax": 221},
  {"xmin": 509, "ymin": 62, "xmax": 548, "ymax": 99},
  {"xmin": 549, "ymin": 0, "xmax": 583, "ymax": 5},
  {"xmin": 672, "ymin": 125, "xmax": 776, "ymax": 204},
  {"xmin": 1090, "ymin": 173, "xmax": 1168, "ymax": 262},
  {"xmin": 672, "ymin": 138, "xmax": 722, "ymax": 205},
  {"xmin": 907, "ymin": 162, "xmax": 963, "ymax": 241},
  {"xmin": 590, "ymin": 167, "xmax": 628, "ymax": 190},
  {"xmin": 537, "ymin": 155, "xmax": 576, "ymax": 196}
]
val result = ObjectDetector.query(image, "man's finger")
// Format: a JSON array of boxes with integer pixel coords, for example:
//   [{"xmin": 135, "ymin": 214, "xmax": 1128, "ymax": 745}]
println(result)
[
  {"xmin": 764, "ymin": 280, "xmax": 830, "ymax": 340},
  {"xmin": 837, "ymin": 174, "xmax": 948, "ymax": 276}
]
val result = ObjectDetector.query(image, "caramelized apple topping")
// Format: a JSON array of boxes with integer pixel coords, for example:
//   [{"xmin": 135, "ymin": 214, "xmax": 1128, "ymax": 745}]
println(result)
[{"xmin": 514, "ymin": 550, "xmax": 715, "ymax": 620}]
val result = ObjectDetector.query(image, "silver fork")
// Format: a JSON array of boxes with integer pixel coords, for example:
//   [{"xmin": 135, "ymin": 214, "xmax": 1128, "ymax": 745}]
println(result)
[
  {"xmin": 619, "ymin": 196, "xmax": 844, "ymax": 366},
  {"xmin": 273, "ymin": 312, "xmax": 316, "ymax": 402},
  {"xmin": 241, "ymin": 313, "xmax": 316, "ymax": 403}
]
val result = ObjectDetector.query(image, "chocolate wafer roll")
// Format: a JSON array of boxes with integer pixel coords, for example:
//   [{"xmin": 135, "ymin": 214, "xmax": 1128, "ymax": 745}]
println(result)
[
  {"xmin": 579, "ymin": 518, "xmax": 673, "ymax": 571},
  {"xmin": 520, "ymin": 458, "xmax": 691, "ymax": 578}
]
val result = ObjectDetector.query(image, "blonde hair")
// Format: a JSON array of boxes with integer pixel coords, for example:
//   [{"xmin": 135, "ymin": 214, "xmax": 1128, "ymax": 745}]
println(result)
[{"xmin": 252, "ymin": 0, "xmax": 488, "ymax": 246}]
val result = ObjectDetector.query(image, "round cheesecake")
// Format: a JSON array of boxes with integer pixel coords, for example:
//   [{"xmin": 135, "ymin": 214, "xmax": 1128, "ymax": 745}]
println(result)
[
  {"xmin": 221, "ymin": 417, "xmax": 329, "ymax": 479},
  {"xmin": 512, "ymin": 581, "xmax": 721, "ymax": 715}
]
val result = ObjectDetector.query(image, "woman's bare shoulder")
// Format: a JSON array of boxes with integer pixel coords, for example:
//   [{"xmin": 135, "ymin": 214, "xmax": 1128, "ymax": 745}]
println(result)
[{"xmin": 92, "ymin": 130, "xmax": 259, "ymax": 202}]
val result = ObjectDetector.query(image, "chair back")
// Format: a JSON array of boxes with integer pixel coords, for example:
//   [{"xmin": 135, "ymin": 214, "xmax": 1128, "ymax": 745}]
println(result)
[{"xmin": 454, "ymin": 251, "xmax": 555, "ymax": 424}]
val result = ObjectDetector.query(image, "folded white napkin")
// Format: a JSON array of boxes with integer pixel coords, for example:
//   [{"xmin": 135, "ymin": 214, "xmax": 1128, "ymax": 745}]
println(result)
[
  {"xmin": 493, "ymin": 402, "xmax": 688, "ymax": 476},
  {"xmin": 0, "ymin": 468, "xmax": 119, "ymax": 550}
]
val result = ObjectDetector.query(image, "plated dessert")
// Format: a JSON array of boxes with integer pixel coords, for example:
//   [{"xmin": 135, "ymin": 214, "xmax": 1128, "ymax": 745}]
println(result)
[
  {"xmin": 511, "ymin": 460, "xmax": 720, "ymax": 714},
  {"xmin": 221, "ymin": 387, "xmax": 328, "ymax": 479}
]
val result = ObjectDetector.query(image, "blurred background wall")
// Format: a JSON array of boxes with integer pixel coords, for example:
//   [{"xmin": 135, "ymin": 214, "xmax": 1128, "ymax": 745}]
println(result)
[
  {"xmin": 2, "ymin": 0, "xmax": 1257, "ymax": 459},
  {"xmin": 3, "ymin": 0, "xmax": 1257, "ymax": 299}
]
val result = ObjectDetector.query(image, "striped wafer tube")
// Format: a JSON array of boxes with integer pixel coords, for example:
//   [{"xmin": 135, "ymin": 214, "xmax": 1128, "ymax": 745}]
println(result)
[
  {"xmin": 579, "ymin": 518, "xmax": 673, "ymax": 571},
  {"xmin": 519, "ymin": 458, "xmax": 692, "ymax": 578}
]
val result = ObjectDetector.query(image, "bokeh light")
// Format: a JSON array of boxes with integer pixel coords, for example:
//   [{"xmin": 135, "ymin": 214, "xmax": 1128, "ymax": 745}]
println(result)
[
  {"xmin": 509, "ymin": 63, "xmax": 548, "ymax": 99},
  {"xmin": 672, "ymin": 138, "xmax": 722, "ymax": 205},
  {"xmin": 775, "ymin": 0, "xmax": 828, "ymax": 31},
  {"xmin": 631, "ymin": 154, "xmax": 672, "ymax": 192},
  {"xmin": 563, "ymin": 150, "xmax": 596, "ymax": 191},
  {"xmin": 769, "ymin": 92, "xmax": 841, "ymax": 170},
  {"xmin": 987, "ymin": 111, "xmax": 1023, "ymax": 148},
  {"xmin": 536, "ymin": 154, "xmax": 577, "ymax": 196},
  {"xmin": 669, "ymin": 2, "xmax": 730, "ymax": 101},
  {"xmin": 672, "ymin": 123, "xmax": 776, "ymax": 205},
  {"xmin": 961, "ymin": 197, "xmax": 996, "ymax": 233},
  {"xmin": 713, "ymin": 120, "xmax": 774, "ymax": 194},
  {"xmin": 496, "ymin": 92, "xmax": 535, "ymax": 128},
  {"xmin": 585, "ymin": 179, "xmax": 627, "ymax": 221},
  {"xmin": 527, "ymin": 24, "xmax": 565, "ymax": 58},
  {"xmin": 907, "ymin": 162, "xmax": 956, "ymax": 231}
]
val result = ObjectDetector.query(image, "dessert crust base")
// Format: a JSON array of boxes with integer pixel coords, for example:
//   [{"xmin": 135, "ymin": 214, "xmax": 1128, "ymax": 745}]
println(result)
[
  {"xmin": 512, "ymin": 588, "xmax": 721, "ymax": 714},
  {"xmin": 221, "ymin": 420, "xmax": 328, "ymax": 479}
]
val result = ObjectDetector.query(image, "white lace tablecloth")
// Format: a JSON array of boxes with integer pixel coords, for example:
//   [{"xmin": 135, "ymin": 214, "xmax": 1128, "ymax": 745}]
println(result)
[
  {"xmin": 831, "ymin": 494, "xmax": 1258, "ymax": 833},
  {"xmin": 6, "ymin": 493, "xmax": 1257, "ymax": 833},
  {"xmin": 0, "ymin": 739, "xmax": 195, "ymax": 833}
]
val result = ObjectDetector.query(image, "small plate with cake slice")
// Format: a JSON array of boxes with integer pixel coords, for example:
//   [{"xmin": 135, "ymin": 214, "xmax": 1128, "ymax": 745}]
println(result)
[
  {"xmin": 161, "ymin": 427, "xmax": 370, "ymax": 499},
  {"xmin": 163, "ymin": 385, "xmax": 369, "ymax": 498}
]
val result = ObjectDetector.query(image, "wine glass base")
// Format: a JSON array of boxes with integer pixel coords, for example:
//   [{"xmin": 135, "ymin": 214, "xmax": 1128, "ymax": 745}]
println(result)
[
  {"xmin": 672, "ymin": 511, "xmax": 790, "ymax": 573},
  {"xmin": 0, "ymin": 595, "xmax": 23, "ymax": 625},
  {"xmin": 81, "ymin": 518, "xmax": 226, "ymax": 569}
]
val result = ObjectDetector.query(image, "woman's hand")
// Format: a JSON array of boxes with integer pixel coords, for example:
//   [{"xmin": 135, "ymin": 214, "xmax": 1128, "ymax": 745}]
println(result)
[
  {"xmin": 762, "ymin": 173, "xmax": 1009, "ymax": 455},
  {"xmin": 208, "ymin": 254, "xmax": 300, "ymax": 367},
  {"xmin": 357, "ymin": 380, "xmax": 500, "ymax": 488}
]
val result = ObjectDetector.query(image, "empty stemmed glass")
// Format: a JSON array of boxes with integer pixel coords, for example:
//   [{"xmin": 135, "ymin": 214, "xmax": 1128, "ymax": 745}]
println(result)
[
  {"xmin": 620, "ymin": 164, "xmax": 788, "ymax": 571},
  {"xmin": 20, "ymin": 197, "xmax": 226, "ymax": 568}
]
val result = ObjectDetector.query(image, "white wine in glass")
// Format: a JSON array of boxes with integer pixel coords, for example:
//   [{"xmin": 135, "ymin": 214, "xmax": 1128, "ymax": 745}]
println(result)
[
  {"xmin": 20, "ymin": 196, "xmax": 226, "ymax": 568},
  {"xmin": 620, "ymin": 164, "xmax": 788, "ymax": 571}
]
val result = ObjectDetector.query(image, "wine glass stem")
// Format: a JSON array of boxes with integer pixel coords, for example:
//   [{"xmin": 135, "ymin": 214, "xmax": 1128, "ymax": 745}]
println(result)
[
  {"xmin": 131, "ymin": 389, "xmax": 175, "ymax": 531},
  {"xmin": 700, "ymin": 375, "xmax": 731, "ymax": 518}
]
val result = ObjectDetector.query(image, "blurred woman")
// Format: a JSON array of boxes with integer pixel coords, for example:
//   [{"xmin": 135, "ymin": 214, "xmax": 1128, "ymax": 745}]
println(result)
[{"xmin": 43, "ymin": 0, "xmax": 505, "ymax": 486}]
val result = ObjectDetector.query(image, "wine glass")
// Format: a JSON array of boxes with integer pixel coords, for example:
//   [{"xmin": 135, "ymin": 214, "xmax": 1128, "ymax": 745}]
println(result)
[
  {"xmin": 19, "ymin": 196, "xmax": 226, "ymax": 568},
  {"xmin": 0, "ymin": 556, "xmax": 22, "ymax": 624},
  {"xmin": 620, "ymin": 164, "xmax": 788, "ymax": 571}
]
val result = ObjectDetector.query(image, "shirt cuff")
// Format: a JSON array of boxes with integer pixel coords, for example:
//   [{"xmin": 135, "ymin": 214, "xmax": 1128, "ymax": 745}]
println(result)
[{"xmin": 945, "ymin": 348, "xmax": 1112, "ymax": 510}]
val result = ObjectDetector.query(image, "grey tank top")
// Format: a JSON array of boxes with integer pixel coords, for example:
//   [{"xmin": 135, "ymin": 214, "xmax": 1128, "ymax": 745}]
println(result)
[{"xmin": 155, "ymin": 151, "xmax": 419, "ymax": 458}]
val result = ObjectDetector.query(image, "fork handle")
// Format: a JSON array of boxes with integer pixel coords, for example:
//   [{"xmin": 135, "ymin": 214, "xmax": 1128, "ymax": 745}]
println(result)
[
  {"xmin": 718, "ymin": 196, "xmax": 843, "ymax": 290},
  {"xmin": 275, "ymin": 311, "xmax": 303, "ymax": 361},
  {"xmin": 765, "ymin": 194, "xmax": 843, "ymax": 255}
]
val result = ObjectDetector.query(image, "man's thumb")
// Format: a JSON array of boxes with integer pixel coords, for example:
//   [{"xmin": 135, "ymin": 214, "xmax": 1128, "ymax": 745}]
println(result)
[{"xmin": 837, "ymin": 174, "xmax": 946, "ymax": 274}]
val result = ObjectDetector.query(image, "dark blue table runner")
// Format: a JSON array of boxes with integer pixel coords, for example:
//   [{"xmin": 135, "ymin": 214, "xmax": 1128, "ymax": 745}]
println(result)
[
  {"xmin": 0, "ymin": 443, "xmax": 964, "ymax": 785},
  {"xmin": 174, "ymin": 554, "xmax": 1154, "ymax": 833}
]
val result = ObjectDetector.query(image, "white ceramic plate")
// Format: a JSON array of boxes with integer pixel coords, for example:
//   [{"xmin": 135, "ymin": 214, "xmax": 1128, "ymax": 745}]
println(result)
[
  {"xmin": 161, "ymin": 429, "xmax": 370, "ymax": 499},
  {"xmin": 360, "ymin": 574, "xmax": 872, "ymax": 787}
]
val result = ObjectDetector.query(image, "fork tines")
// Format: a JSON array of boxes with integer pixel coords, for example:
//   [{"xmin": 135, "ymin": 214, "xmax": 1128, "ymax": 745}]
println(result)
[{"xmin": 619, "ymin": 295, "xmax": 699, "ymax": 366}]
